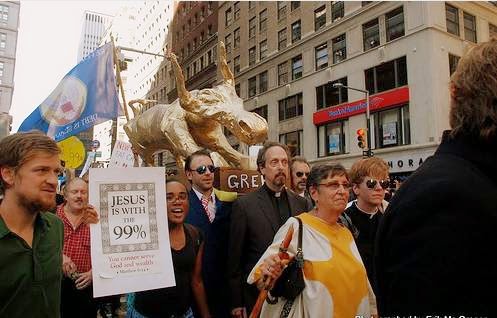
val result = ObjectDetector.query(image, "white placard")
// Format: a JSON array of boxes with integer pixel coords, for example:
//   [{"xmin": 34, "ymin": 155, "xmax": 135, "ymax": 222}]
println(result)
[
  {"xmin": 109, "ymin": 140, "xmax": 135, "ymax": 168},
  {"xmin": 89, "ymin": 167, "xmax": 174, "ymax": 297}
]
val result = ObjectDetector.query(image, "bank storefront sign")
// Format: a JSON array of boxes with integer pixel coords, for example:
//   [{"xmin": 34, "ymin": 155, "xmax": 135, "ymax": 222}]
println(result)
[{"xmin": 377, "ymin": 146, "xmax": 436, "ymax": 174}]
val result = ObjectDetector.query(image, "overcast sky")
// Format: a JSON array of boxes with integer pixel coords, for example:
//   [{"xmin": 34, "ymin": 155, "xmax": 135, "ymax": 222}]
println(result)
[{"xmin": 11, "ymin": 1, "xmax": 125, "ymax": 131}]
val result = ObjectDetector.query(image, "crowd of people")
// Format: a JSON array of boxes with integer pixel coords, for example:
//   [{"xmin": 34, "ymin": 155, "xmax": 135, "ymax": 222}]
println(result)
[{"xmin": 0, "ymin": 38, "xmax": 496, "ymax": 318}]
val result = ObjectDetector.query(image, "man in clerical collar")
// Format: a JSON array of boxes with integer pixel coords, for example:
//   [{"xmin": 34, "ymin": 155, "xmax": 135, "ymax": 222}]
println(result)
[
  {"xmin": 228, "ymin": 142, "xmax": 312, "ymax": 318},
  {"xmin": 342, "ymin": 156, "xmax": 389, "ymax": 292}
]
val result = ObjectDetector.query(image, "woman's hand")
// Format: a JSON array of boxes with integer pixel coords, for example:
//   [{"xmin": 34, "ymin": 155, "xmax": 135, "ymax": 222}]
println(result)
[
  {"xmin": 260, "ymin": 254, "xmax": 286, "ymax": 287},
  {"xmin": 75, "ymin": 270, "xmax": 92, "ymax": 290}
]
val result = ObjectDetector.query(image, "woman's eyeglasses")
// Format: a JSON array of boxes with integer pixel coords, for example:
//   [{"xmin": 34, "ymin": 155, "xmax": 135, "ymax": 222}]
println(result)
[
  {"xmin": 295, "ymin": 171, "xmax": 310, "ymax": 178},
  {"xmin": 365, "ymin": 179, "xmax": 390, "ymax": 190},
  {"xmin": 318, "ymin": 182, "xmax": 351, "ymax": 191},
  {"xmin": 193, "ymin": 165, "xmax": 216, "ymax": 174},
  {"xmin": 166, "ymin": 192, "xmax": 188, "ymax": 202}
]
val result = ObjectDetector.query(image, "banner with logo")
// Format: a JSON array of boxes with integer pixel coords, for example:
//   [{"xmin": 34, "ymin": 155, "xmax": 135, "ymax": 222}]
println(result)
[{"xmin": 18, "ymin": 42, "xmax": 121, "ymax": 141}]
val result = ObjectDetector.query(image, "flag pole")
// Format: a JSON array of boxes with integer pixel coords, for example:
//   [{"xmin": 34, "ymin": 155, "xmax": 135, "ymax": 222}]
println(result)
[{"xmin": 111, "ymin": 36, "xmax": 130, "ymax": 123}]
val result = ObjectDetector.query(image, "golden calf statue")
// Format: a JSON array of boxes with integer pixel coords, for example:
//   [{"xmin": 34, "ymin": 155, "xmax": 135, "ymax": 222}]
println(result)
[{"xmin": 124, "ymin": 42, "xmax": 268, "ymax": 169}]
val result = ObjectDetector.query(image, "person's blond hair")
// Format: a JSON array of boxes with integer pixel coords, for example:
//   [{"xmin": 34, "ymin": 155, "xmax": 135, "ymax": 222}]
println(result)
[
  {"xmin": 450, "ymin": 39, "xmax": 497, "ymax": 142},
  {"xmin": 349, "ymin": 157, "xmax": 390, "ymax": 185}
]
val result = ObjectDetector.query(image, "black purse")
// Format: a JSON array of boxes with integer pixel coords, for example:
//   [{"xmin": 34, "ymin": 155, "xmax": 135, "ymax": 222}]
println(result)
[{"xmin": 270, "ymin": 217, "xmax": 305, "ymax": 301}]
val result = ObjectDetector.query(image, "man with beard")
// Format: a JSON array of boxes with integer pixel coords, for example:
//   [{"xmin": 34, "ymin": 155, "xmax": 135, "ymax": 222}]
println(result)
[
  {"xmin": 0, "ymin": 132, "xmax": 64, "ymax": 318},
  {"xmin": 290, "ymin": 156, "xmax": 312, "ymax": 201},
  {"xmin": 228, "ymin": 142, "xmax": 312, "ymax": 318},
  {"xmin": 184, "ymin": 149, "xmax": 236, "ymax": 318},
  {"xmin": 56, "ymin": 177, "xmax": 97, "ymax": 318}
]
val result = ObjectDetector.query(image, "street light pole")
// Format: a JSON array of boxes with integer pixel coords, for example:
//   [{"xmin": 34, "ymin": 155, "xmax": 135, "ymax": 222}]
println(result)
[{"xmin": 332, "ymin": 83, "xmax": 373, "ymax": 157}]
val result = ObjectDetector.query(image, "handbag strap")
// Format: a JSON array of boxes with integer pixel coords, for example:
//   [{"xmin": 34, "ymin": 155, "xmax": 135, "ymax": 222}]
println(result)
[{"xmin": 294, "ymin": 217, "xmax": 304, "ymax": 268}]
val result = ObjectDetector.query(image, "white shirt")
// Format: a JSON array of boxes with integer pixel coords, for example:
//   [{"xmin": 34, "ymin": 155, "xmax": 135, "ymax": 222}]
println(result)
[{"xmin": 192, "ymin": 187, "xmax": 217, "ymax": 219}]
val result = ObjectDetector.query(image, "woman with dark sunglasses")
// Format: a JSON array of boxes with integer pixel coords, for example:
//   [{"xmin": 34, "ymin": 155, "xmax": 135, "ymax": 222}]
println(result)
[
  {"xmin": 342, "ymin": 157, "xmax": 390, "ymax": 292},
  {"xmin": 127, "ymin": 178, "xmax": 211, "ymax": 318},
  {"xmin": 247, "ymin": 164, "xmax": 377, "ymax": 318}
]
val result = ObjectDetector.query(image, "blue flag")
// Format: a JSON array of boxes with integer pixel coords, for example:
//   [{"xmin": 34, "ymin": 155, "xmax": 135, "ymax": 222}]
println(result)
[{"xmin": 18, "ymin": 42, "xmax": 121, "ymax": 141}]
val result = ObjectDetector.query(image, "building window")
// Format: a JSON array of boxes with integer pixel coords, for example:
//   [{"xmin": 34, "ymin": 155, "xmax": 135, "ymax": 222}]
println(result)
[
  {"xmin": 363, "ymin": 18, "xmax": 380, "ymax": 50},
  {"xmin": 463, "ymin": 12, "xmax": 477, "ymax": 43},
  {"xmin": 292, "ymin": 55, "xmax": 303, "ymax": 80},
  {"xmin": 291, "ymin": 1, "xmax": 300, "ymax": 11},
  {"xmin": 316, "ymin": 77, "xmax": 348, "ymax": 110},
  {"xmin": 259, "ymin": 9, "xmax": 268, "ymax": 32},
  {"xmin": 291, "ymin": 20, "xmax": 301, "ymax": 43},
  {"xmin": 365, "ymin": 56, "xmax": 408, "ymax": 94},
  {"xmin": 234, "ymin": 1, "xmax": 240, "ymax": 20},
  {"xmin": 225, "ymin": 34, "xmax": 232, "ymax": 53},
  {"xmin": 278, "ymin": 62, "xmax": 288, "ymax": 85},
  {"xmin": 279, "ymin": 130, "xmax": 303, "ymax": 156},
  {"xmin": 279, "ymin": 93, "xmax": 303, "ymax": 121},
  {"xmin": 332, "ymin": 2, "xmax": 344, "ymax": 22},
  {"xmin": 249, "ymin": 17, "xmax": 256, "ymax": 38},
  {"xmin": 0, "ymin": 5, "xmax": 8, "ymax": 21},
  {"xmin": 315, "ymin": 43, "xmax": 328, "ymax": 70},
  {"xmin": 318, "ymin": 120, "xmax": 348, "ymax": 156},
  {"xmin": 278, "ymin": 2, "xmax": 287, "ymax": 20},
  {"xmin": 248, "ymin": 76, "xmax": 257, "ymax": 97},
  {"xmin": 207, "ymin": 50, "xmax": 212, "ymax": 64},
  {"xmin": 278, "ymin": 28, "xmax": 287, "ymax": 50},
  {"xmin": 373, "ymin": 104, "xmax": 411, "ymax": 148},
  {"xmin": 446, "ymin": 3, "xmax": 460, "ymax": 36},
  {"xmin": 314, "ymin": 6, "xmax": 326, "ymax": 31},
  {"xmin": 235, "ymin": 83, "xmax": 241, "ymax": 96},
  {"xmin": 234, "ymin": 28, "xmax": 240, "ymax": 48},
  {"xmin": 386, "ymin": 6, "xmax": 405, "ymax": 42},
  {"xmin": 249, "ymin": 46, "xmax": 256, "ymax": 66},
  {"xmin": 253, "ymin": 105, "xmax": 268, "ymax": 121},
  {"xmin": 234, "ymin": 55, "xmax": 241, "ymax": 75},
  {"xmin": 0, "ymin": 33, "xmax": 5, "ymax": 49},
  {"xmin": 448, "ymin": 53, "xmax": 460, "ymax": 76},
  {"xmin": 490, "ymin": 23, "xmax": 497, "ymax": 39},
  {"xmin": 260, "ymin": 40, "xmax": 268, "ymax": 60},
  {"xmin": 225, "ymin": 7, "xmax": 233, "ymax": 26},
  {"xmin": 259, "ymin": 71, "xmax": 268, "ymax": 93},
  {"xmin": 332, "ymin": 34, "xmax": 346, "ymax": 64}
]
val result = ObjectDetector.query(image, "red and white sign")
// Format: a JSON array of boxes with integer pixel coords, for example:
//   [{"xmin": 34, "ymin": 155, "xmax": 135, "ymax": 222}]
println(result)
[{"xmin": 313, "ymin": 86, "xmax": 410, "ymax": 125}]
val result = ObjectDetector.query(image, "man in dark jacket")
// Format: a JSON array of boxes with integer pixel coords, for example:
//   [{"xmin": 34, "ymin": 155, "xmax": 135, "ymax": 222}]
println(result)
[
  {"xmin": 375, "ymin": 39, "xmax": 497, "ymax": 317},
  {"xmin": 228, "ymin": 142, "xmax": 312, "ymax": 317},
  {"xmin": 184, "ymin": 149, "xmax": 236, "ymax": 318}
]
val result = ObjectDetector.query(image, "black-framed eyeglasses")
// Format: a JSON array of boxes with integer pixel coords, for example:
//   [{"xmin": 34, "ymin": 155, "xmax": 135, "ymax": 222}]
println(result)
[
  {"xmin": 318, "ymin": 182, "xmax": 351, "ymax": 191},
  {"xmin": 295, "ymin": 171, "xmax": 310, "ymax": 178},
  {"xmin": 365, "ymin": 179, "xmax": 390, "ymax": 190},
  {"xmin": 193, "ymin": 165, "xmax": 216, "ymax": 175}
]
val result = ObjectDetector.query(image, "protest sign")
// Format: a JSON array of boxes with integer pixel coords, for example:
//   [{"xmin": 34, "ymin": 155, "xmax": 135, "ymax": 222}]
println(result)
[{"xmin": 89, "ymin": 167, "xmax": 174, "ymax": 297}]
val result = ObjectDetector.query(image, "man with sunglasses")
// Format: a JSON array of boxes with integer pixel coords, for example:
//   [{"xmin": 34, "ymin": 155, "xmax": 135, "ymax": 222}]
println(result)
[
  {"xmin": 228, "ymin": 142, "xmax": 312, "ymax": 318},
  {"xmin": 342, "ymin": 156, "xmax": 390, "ymax": 291},
  {"xmin": 290, "ymin": 156, "xmax": 311, "ymax": 199},
  {"xmin": 375, "ymin": 40, "xmax": 497, "ymax": 317},
  {"xmin": 184, "ymin": 149, "xmax": 237, "ymax": 318}
]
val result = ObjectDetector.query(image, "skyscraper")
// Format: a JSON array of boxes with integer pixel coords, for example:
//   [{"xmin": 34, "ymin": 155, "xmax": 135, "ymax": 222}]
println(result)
[{"xmin": 0, "ymin": 1, "xmax": 20, "ymax": 140}]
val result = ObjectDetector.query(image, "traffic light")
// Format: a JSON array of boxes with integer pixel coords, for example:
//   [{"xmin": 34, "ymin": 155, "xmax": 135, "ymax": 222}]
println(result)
[{"xmin": 357, "ymin": 128, "xmax": 368, "ymax": 149}]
